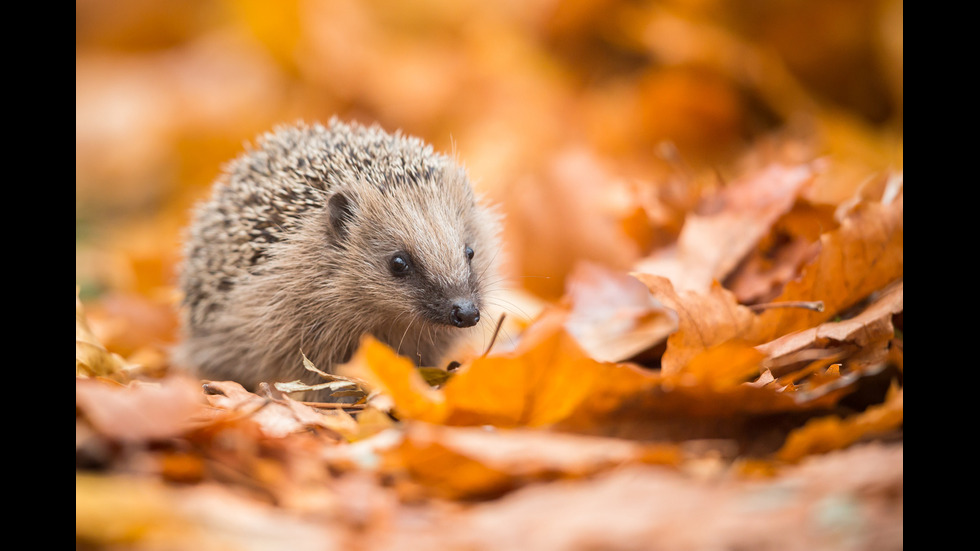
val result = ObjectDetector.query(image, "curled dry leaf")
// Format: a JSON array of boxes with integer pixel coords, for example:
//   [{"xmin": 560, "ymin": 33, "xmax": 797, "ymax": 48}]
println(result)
[
  {"xmin": 633, "ymin": 274, "xmax": 761, "ymax": 375},
  {"xmin": 563, "ymin": 261, "xmax": 677, "ymax": 363},
  {"xmin": 757, "ymin": 280, "xmax": 903, "ymax": 375},
  {"xmin": 754, "ymin": 192, "xmax": 903, "ymax": 342},
  {"xmin": 723, "ymin": 199, "xmax": 835, "ymax": 304},
  {"xmin": 634, "ymin": 162, "xmax": 815, "ymax": 294},
  {"xmin": 203, "ymin": 380, "xmax": 357, "ymax": 440},
  {"xmin": 273, "ymin": 352, "xmax": 370, "ymax": 404}
]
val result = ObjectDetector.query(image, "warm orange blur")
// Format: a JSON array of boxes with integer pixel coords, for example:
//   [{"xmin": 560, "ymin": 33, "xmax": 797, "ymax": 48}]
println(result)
[{"xmin": 76, "ymin": 0, "xmax": 903, "ymax": 305}]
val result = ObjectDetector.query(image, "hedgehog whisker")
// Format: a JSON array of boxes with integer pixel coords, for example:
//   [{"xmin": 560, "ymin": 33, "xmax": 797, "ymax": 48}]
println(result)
[
  {"xmin": 397, "ymin": 313, "xmax": 418, "ymax": 357},
  {"xmin": 485, "ymin": 298, "xmax": 533, "ymax": 324},
  {"xmin": 477, "ymin": 246, "xmax": 503, "ymax": 285},
  {"xmin": 426, "ymin": 323, "xmax": 435, "ymax": 365},
  {"xmin": 386, "ymin": 311, "xmax": 408, "ymax": 345},
  {"xmin": 416, "ymin": 321, "xmax": 426, "ymax": 365}
]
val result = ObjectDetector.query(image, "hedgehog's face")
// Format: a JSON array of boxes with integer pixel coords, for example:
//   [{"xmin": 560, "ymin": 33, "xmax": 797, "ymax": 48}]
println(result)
[
  {"xmin": 325, "ymin": 168, "xmax": 499, "ymax": 335},
  {"xmin": 383, "ymin": 244, "xmax": 482, "ymax": 327}
]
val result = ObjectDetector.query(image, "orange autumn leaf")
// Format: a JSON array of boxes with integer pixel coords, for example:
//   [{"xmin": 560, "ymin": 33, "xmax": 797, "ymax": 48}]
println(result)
[
  {"xmin": 76, "ymin": 289, "xmax": 132, "ymax": 378},
  {"xmin": 777, "ymin": 385, "xmax": 903, "ymax": 463},
  {"xmin": 754, "ymin": 191, "xmax": 903, "ymax": 341},
  {"xmin": 634, "ymin": 274, "xmax": 761, "ymax": 375},
  {"xmin": 677, "ymin": 341, "xmax": 765, "ymax": 389},
  {"xmin": 441, "ymin": 308, "xmax": 659, "ymax": 428},
  {"xmin": 757, "ymin": 280, "xmax": 903, "ymax": 375},
  {"xmin": 343, "ymin": 311, "xmax": 659, "ymax": 429},
  {"xmin": 447, "ymin": 325, "xmax": 658, "ymax": 428},
  {"xmin": 337, "ymin": 337, "xmax": 447, "ymax": 424},
  {"xmin": 384, "ymin": 422, "xmax": 680, "ymax": 500},
  {"xmin": 635, "ymin": 162, "xmax": 816, "ymax": 293}
]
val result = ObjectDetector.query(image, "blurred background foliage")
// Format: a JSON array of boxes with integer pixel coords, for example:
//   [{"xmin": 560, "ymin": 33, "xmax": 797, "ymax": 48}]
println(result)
[{"xmin": 76, "ymin": 0, "xmax": 902, "ymax": 314}]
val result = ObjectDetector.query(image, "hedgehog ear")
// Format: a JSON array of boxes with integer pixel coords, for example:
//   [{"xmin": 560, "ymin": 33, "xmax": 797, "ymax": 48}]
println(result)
[{"xmin": 328, "ymin": 192, "xmax": 355, "ymax": 240}]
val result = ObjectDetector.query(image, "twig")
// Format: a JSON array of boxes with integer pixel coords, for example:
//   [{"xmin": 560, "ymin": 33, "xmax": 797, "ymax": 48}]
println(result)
[
  {"xmin": 298, "ymin": 401, "xmax": 366, "ymax": 409},
  {"xmin": 481, "ymin": 313, "xmax": 507, "ymax": 358},
  {"xmin": 748, "ymin": 300, "xmax": 824, "ymax": 313}
]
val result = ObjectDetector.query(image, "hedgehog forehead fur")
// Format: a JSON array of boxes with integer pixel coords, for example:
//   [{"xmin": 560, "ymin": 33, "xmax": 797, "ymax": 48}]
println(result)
[
  {"xmin": 264, "ymin": 121, "xmax": 489, "ymax": 304},
  {"xmin": 344, "ymin": 169, "xmax": 477, "ymax": 285},
  {"xmin": 176, "ymin": 118, "xmax": 501, "ymax": 395}
]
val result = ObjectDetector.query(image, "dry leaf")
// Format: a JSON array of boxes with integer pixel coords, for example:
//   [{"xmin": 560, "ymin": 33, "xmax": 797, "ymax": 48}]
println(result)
[
  {"xmin": 635, "ymin": 162, "xmax": 815, "ymax": 293},
  {"xmin": 754, "ymin": 192, "xmax": 903, "ymax": 341},
  {"xmin": 342, "ymin": 316, "xmax": 659, "ymax": 430},
  {"xmin": 337, "ymin": 337, "xmax": 447, "ymax": 424},
  {"xmin": 384, "ymin": 422, "xmax": 679, "ymax": 500},
  {"xmin": 563, "ymin": 261, "xmax": 677, "ymax": 362},
  {"xmin": 757, "ymin": 280, "xmax": 903, "ymax": 374},
  {"xmin": 777, "ymin": 385, "xmax": 903, "ymax": 463},
  {"xmin": 76, "ymin": 375, "xmax": 206, "ymax": 441},
  {"xmin": 634, "ymin": 274, "xmax": 761, "ymax": 375},
  {"xmin": 76, "ymin": 289, "xmax": 131, "ymax": 378},
  {"xmin": 202, "ymin": 380, "xmax": 357, "ymax": 439}
]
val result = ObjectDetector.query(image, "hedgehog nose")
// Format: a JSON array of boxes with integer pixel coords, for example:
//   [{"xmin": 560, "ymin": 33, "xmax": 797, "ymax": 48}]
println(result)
[{"xmin": 450, "ymin": 301, "xmax": 480, "ymax": 328}]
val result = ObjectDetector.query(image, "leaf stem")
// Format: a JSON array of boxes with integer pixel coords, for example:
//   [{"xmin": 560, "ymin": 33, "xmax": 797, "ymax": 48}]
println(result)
[
  {"xmin": 482, "ymin": 313, "xmax": 507, "ymax": 358},
  {"xmin": 748, "ymin": 300, "xmax": 824, "ymax": 313}
]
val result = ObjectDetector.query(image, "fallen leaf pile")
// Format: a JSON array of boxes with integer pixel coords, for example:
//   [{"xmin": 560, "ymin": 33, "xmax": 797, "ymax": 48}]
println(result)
[{"xmin": 77, "ymin": 1, "xmax": 902, "ymax": 549}]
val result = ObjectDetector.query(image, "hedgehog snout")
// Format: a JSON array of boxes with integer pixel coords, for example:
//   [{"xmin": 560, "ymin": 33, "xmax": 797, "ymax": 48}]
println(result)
[{"xmin": 450, "ymin": 300, "xmax": 480, "ymax": 328}]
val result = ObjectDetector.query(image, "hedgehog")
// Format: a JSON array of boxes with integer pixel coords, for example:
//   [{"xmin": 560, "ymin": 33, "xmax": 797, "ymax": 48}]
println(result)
[{"xmin": 175, "ymin": 119, "xmax": 501, "ymax": 399}]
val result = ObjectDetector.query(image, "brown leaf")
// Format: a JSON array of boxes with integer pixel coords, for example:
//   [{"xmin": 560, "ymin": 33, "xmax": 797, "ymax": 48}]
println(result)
[
  {"xmin": 76, "ymin": 375, "xmax": 207, "ymax": 441},
  {"xmin": 76, "ymin": 474, "xmax": 336, "ymax": 549},
  {"xmin": 76, "ymin": 289, "xmax": 131, "ymax": 378},
  {"xmin": 342, "ymin": 316, "xmax": 660, "ymax": 429},
  {"xmin": 757, "ymin": 280, "xmax": 903, "ymax": 375},
  {"xmin": 634, "ymin": 274, "xmax": 761, "ymax": 375},
  {"xmin": 777, "ymin": 385, "xmax": 903, "ymax": 463},
  {"xmin": 384, "ymin": 422, "xmax": 680, "ymax": 500},
  {"xmin": 563, "ymin": 262, "xmax": 677, "ymax": 362},
  {"xmin": 203, "ymin": 380, "xmax": 357, "ymax": 439},
  {"xmin": 723, "ymin": 199, "xmax": 832, "ymax": 304},
  {"xmin": 753, "ymin": 192, "xmax": 903, "ymax": 341},
  {"xmin": 635, "ymin": 162, "xmax": 815, "ymax": 293}
]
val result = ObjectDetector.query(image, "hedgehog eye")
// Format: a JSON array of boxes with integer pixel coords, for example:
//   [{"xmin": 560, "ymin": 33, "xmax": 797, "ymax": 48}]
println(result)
[
  {"xmin": 389, "ymin": 253, "xmax": 412, "ymax": 277},
  {"xmin": 465, "ymin": 246, "xmax": 474, "ymax": 261}
]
